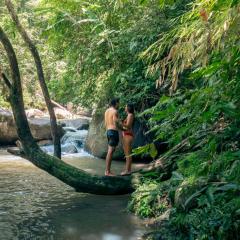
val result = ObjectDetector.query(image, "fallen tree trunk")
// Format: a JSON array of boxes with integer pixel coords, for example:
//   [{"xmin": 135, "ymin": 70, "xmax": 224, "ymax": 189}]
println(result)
[
  {"xmin": 0, "ymin": 25, "xmax": 136, "ymax": 195},
  {"xmin": 8, "ymin": 146, "xmax": 135, "ymax": 194}
]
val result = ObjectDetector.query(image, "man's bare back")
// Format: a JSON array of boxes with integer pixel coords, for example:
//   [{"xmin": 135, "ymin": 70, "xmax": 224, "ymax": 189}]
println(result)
[{"xmin": 105, "ymin": 107, "xmax": 118, "ymax": 130}]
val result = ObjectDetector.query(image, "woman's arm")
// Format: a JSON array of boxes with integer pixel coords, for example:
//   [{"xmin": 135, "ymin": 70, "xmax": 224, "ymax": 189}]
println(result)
[{"xmin": 123, "ymin": 114, "xmax": 134, "ymax": 130}]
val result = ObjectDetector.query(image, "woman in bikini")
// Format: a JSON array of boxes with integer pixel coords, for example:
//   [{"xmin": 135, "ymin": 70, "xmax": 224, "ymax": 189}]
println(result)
[{"xmin": 121, "ymin": 103, "xmax": 134, "ymax": 175}]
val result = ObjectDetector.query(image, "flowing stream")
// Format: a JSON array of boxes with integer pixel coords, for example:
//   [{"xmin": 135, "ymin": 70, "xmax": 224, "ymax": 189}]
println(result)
[{"xmin": 0, "ymin": 129, "xmax": 147, "ymax": 240}]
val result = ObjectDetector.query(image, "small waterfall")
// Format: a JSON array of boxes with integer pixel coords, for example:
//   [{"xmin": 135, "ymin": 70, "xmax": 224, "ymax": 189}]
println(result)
[{"xmin": 41, "ymin": 128, "xmax": 91, "ymax": 156}]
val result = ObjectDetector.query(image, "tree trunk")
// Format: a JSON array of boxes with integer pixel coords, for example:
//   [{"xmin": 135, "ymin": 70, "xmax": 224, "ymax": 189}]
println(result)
[
  {"xmin": 0, "ymin": 26, "xmax": 136, "ymax": 195},
  {"xmin": 5, "ymin": 0, "xmax": 61, "ymax": 159}
]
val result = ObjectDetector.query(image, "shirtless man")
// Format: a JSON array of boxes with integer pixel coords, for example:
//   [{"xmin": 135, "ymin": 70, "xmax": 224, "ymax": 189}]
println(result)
[{"xmin": 104, "ymin": 98, "xmax": 120, "ymax": 176}]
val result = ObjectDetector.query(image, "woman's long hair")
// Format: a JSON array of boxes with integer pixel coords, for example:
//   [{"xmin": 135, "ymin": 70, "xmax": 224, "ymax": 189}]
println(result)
[{"xmin": 127, "ymin": 103, "xmax": 134, "ymax": 114}]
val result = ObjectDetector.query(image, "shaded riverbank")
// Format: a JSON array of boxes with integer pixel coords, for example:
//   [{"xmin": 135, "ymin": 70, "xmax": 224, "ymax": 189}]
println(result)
[{"xmin": 0, "ymin": 149, "xmax": 147, "ymax": 240}]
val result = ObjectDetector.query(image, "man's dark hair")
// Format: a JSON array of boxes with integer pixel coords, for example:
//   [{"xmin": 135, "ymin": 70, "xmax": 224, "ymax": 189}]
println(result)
[
  {"xmin": 110, "ymin": 98, "xmax": 120, "ymax": 107},
  {"xmin": 127, "ymin": 103, "xmax": 134, "ymax": 114}
]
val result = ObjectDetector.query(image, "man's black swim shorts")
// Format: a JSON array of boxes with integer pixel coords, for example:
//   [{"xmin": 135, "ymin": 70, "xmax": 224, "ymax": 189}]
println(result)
[{"xmin": 107, "ymin": 129, "xmax": 119, "ymax": 147}]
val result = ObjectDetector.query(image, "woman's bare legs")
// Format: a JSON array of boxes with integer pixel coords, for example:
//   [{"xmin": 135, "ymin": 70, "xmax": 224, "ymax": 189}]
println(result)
[{"xmin": 122, "ymin": 136, "xmax": 133, "ymax": 175}]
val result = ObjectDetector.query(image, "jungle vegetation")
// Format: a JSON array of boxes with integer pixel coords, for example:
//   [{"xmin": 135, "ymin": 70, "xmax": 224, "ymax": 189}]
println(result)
[{"xmin": 0, "ymin": 0, "xmax": 240, "ymax": 239}]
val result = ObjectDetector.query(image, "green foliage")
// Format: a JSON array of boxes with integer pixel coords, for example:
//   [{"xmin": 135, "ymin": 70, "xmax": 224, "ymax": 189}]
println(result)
[
  {"xmin": 133, "ymin": 143, "xmax": 158, "ymax": 159},
  {"xmin": 142, "ymin": 0, "xmax": 240, "ymax": 93},
  {"xmin": 0, "ymin": 95, "xmax": 10, "ymax": 109},
  {"xmin": 129, "ymin": 0, "xmax": 240, "ymax": 239},
  {"xmin": 35, "ymin": 0, "xmax": 190, "ymax": 109},
  {"xmin": 169, "ymin": 187, "xmax": 240, "ymax": 240},
  {"xmin": 0, "ymin": 0, "xmax": 59, "ymax": 109},
  {"xmin": 128, "ymin": 180, "xmax": 171, "ymax": 218}
]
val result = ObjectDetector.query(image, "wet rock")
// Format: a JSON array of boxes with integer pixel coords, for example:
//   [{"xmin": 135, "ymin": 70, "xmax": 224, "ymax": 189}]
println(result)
[
  {"xmin": 7, "ymin": 147, "xmax": 22, "ymax": 156},
  {"xmin": 61, "ymin": 131, "xmax": 87, "ymax": 147},
  {"xmin": 63, "ymin": 127, "xmax": 78, "ymax": 133},
  {"xmin": 29, "ymin": 118, "xmax": 64, "ymax": 141},
  {"xmin": 61, "ymin": 144, "xmax": 78, "ymax": 154},
  {"xmin": 77, "ymin": 123, "xmax": 89, "ymax": 130}
]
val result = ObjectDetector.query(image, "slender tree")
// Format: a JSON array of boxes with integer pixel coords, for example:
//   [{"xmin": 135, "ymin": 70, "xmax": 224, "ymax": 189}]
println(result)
[{"xmin": 5, "ymin": 0, "xmax": 61, "ymax": 158}]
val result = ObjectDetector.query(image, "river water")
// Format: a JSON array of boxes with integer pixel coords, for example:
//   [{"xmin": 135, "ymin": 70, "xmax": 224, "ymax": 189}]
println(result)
[{"xmin": 0, "ymin": 149, "xmax": 147, "ymax": 240}]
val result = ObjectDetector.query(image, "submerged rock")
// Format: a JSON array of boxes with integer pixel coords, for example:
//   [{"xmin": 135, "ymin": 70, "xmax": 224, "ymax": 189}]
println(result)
[
  {"xmin": 61, "ymin": 144, "xmax": 78, "ymax": 154},
  {"xmin": 61, "ymin": 131, "xmax": 87, "ymax": 147}
]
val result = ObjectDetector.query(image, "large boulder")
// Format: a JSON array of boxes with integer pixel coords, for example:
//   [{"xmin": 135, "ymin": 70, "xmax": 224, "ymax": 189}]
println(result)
[
  {"xmin": 84, "ymin": 113, "xmax": 149, "ymax": 160},
  {"xmin": 0, "ymin": 109, "xmax": 64, "ymax": 145},
  {"xmin": 28, "ymin": 118, "xmax": 64, "ymax": 141}
]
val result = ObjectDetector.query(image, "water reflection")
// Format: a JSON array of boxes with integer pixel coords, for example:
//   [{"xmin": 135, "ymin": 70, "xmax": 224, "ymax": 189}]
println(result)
[{"xmin": 0, "ymin": 150, "xmax": 146, "ymax": 240}]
